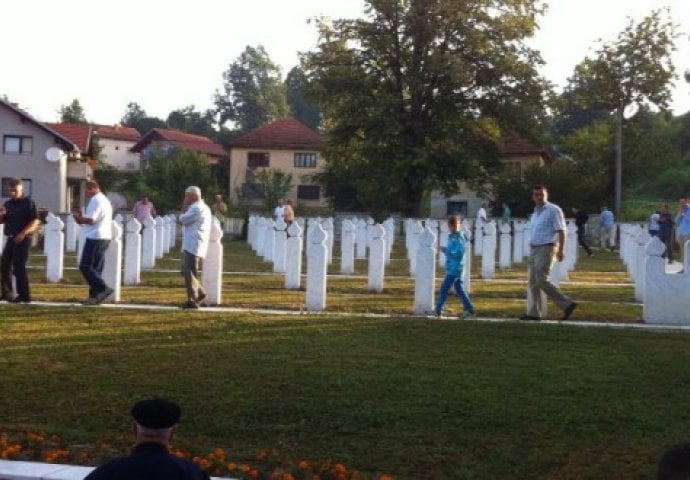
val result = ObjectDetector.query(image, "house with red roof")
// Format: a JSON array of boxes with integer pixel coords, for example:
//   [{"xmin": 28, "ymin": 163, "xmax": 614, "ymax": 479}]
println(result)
[
  {"xmin": 93, "ymin": 124, "xmax": 142, "ymax": 171},
  {"xmin": 228, "ymin": 117, "xmax": 326, "ymax": 207},
  {"xmin": 130, "ymin": 128, "xmax": 225, "ymax": 165},
  {"xmin": 430, "ymin": 136, "xmax": 554, "ymax": 217},
  {"xmin": 0, "ymin": 99, "xmax": 88, "ymax": 213}
]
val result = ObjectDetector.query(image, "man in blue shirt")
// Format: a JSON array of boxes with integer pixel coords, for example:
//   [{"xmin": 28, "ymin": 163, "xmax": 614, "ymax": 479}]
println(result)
[
  {"xmin": 600, "ymin": 206, "xmax": 615, "ymax": 251},
  {"xmin": 521, "ymin": 185, "xmax": 577, "ymax": 321},
  {"xmin": 675, "ymin": 197, "xmax": 690, "ymax": 266}
]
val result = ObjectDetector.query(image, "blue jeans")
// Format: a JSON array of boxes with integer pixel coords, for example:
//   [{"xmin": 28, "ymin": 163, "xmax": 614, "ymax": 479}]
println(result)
[
  {"xmin": 435, "ymin": 273, "xmax": 474, "ymax": 315},
  {"xmin": 79, "ymin": 238, "xmax": 110, "ymax": 298}
]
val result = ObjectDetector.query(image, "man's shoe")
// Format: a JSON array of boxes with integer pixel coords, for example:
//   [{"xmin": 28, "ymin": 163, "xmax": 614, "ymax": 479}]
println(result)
[
  {"xmin": 94, "ymin": 287, "xmax": 114, "ymax": 305},
  {"xmin": 82, "ymin": 297, "xmax": 98, "ymax": 306},
  {"xmin": 459, "ymin": 311, "xmax": 476, "ymax": 320},
  {"xmin": 196, "ymin": 291, "xmax": 207, "ymax": 303},
  {"xmin": 10, "ymin": 296, "xmax": 31, "ymax": 304},
  {"xmin": 519, "ymin": 315, "xmax": 541, "ymax": 321},
  {"xmin": 562, "ymin": 302, "xmax": 577, "ymax": 320},
  {"xmin": 183, "ymin": 300, "xmax": 199, "ymax": 309}
]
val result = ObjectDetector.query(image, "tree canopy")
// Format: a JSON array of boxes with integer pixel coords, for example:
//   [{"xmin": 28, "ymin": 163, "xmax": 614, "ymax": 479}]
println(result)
[
  {"xmin": 59, "ymin": 99, "xmax": 88, "ymax": 124},
  {"xmin": 215, "ymin": 45, "xmax": 289, "ymax": 132},
  {"xmin": 286, "ymin": 66, "xmax": 321, "ymax": 130},
  {"xmin": 304, "ymin": 0, "xmax": 549, "ymax": 217}
]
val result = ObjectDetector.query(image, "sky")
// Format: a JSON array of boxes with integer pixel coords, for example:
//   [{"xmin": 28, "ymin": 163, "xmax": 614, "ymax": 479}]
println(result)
[{"xmin": 2, "ymin": 0, "xmax": 689, "ymax": 125}]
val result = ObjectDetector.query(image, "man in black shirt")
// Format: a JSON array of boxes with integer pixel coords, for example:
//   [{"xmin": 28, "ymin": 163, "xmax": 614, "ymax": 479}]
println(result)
[
  {"xmin": 572, "ymin": 207, "xmax": 593, "ymax": 257},
  {"xmin": 0, "ymin": 178, "xmax": 39, "ymax": 303},
  {"xmin": 85, "ymin": 397, "xmax": 210, "ymax": 480}
]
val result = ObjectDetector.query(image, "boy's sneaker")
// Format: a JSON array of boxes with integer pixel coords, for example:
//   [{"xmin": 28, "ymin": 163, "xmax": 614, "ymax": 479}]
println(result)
[{"xmin": 459, "ymin": 311, "xmax": 476, "ymax": 320}]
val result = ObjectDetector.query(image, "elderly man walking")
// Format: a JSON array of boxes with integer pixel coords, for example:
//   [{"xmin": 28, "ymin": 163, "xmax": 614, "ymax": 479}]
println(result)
[
  {"xmin": 520, "ymin": 185, "xmax": 577, "ymax": 321},
  {"xmin": 178, "ymin": 186, "xmax": 212, "ymax": 309}
]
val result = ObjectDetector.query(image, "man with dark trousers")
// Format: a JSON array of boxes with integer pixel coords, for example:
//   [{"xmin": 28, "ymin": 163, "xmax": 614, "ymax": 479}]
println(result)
[
  {"xmin": 84, "ymin": 397, "xmax": 210, "ymax": 480},
  {"xmin": 0, "ymin": 178, "xmax": 40, "ymax": 303},
  {"xmin": 572, "ymin": 206, "xmax": 593, "ymax": 257}
]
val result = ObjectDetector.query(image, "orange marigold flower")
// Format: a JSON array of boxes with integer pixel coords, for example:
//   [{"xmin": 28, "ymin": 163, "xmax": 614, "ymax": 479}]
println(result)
[
  {"xmin": 334, "ymin": 464, "xmax": 347, "ymax": 475},
  {"xmin": 248, "ymin": 468, "xmax": 260, "ymax": 479},
  {"xmin": 256, "ymin": 450, "xmax": 268, "ymax": 461},
  {"xmin": 227, "ymin": 462, "xmax": 238, "ymax": 471},
  {"xmin": 298, "ymin": 460, "xmax": 310, "ymax": 470},
  {"xmin": 379, "ymin": 475, "xmax": 395, "ymax": 480},
  {"xmin": 239, "ymin": 463, "xmax": 252, "ymax": 473},
  {"xmin": 282, "ymin": 474, "xmax": 295, "ymax": 480}
]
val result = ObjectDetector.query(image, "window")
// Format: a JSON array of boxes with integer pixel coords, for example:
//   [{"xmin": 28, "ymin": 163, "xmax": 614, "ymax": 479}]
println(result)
[
  {"xmin": 447, "ymin": 201, "xmax": 468, "ymax": 216},
  {"xmin": 294, "ymin": 152, "xmax": 317, "ymax": 168},
  {"xmin": 1, "ymin": 178, "xmax": 32, "ymax": 197},
  {"xmin": 3, "ymin": 135, "xmax": 32, "ymax": 155},
  {"xmin": 297, "ymin": 185, "xmax": 320, "ymax": 200},
  {"xmin": 247, "ymin": 152, "xmax": 269, "ymax": 168}
]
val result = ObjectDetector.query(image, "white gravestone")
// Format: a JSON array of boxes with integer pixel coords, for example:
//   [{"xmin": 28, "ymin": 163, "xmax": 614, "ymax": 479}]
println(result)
[
  {"xmin": 384, "ymin": 217, "xmax": 395, "ymax": 265},
  {"xmin": 0, "ymin": 223, "xmax": 4, "ymax": 251},
  {"xmin": 438, "ymin": 221, "xmax": 449, "ymax": 268},
  {"xmin": 141, "ymin": 217, "xmax": 157, "ymax": 269},
  {"xmin": 114, "ymin": 213, "xmax": 124, "ymax": 227},
  {"xmin": 414, "ymin": 226, "xmax": 437, "ymax": 315},
  {"xmin": 409, "ymin": 221, "xmax": 423, "ymax": 276},
  {"xmin": 355, "ymin": 218, "xmax": 367, "ymax": 259},
  {"xmin": 644, "ymin": 236, "xmax": 690, "ymax": 324},
  {"xmin": 254, "ymin": 217, "xmax": 266, "ymax": 255},
  {"xmin": 324, "ymin": 218, "xmax": 335, "ymax": 264},
  {"xmin": 262, "ymin": 219, "xmax": 275, "ymax": 263},
  {"xmin": 154, "ymin": 217, "xmax": 165, "ymax": 259},
  {"xmin": 306, "ymin": 223, "xmax": 328, "ymax": 311},
  {"xmin": 481, "ymin": 221, "xmax": 497, "ymax": 279},
  {"xmin": 512, "ymin": 220, "xmax": 524, "ymax": 264},
  {"xmin": 124, "ymin": 218, "xmax": 142, "ymax": 286},
  {"xmin": 168, "ymin": 214, "xmax": 177, "ymax": 250},
  {"xmin": 367, "ymin": 223, "xmax": 386, "ymax": 292},
  {"xmin": 65, "ymin": 214, "xmax": 78, "ymax": 253},
  {"xmin": 45, "ymin": 215, "xmax": 65, "ymax": 283},
  {"xmin": 201, "ymin": 219, "xmax": 224, "ymax": 306},
  {"xmin": 340, "ymin": 219, "xmax": 356, "ymax": 275},
  {"xmin": 247, "ymin": 215, "xmax": 257, "ymax": 249},
  {"xmin": 474, "ymin": 220, "xmax": 484, "ymax": 257},
  {"xmin": 566, "ymin": 221, "xmax": 578, "ymax": 271},
  {"xmin": 285, "ymin": 221, "xmax": 304, "ymax": 289},
  {"xmin": 463, "ymin": 229, "xmax": 473, "ymax": 294},
  {"xmin": 102, "ymin": 221, "xmax": 123, "ymax": 303},
  {"xmin": 523, "ymin": 220, "xmax": 532, "ymax": 257},
  {"xmin": 634, "ymin": 230, "xmax": 651, "ymax": 302},
  {"xmin": 161, "ymin": 216, "xmax": 170, "ymax": 254},
  {"xmin": 43, "ymin": 212, "xmax": 56, "ymax": 255},
  {"xmin": 273, "ymin": 218, "xmax": 288, "ymax": 273},
  {"xmin": 498, "ymin": 222, "xmax": 512, "ymax": 269}
]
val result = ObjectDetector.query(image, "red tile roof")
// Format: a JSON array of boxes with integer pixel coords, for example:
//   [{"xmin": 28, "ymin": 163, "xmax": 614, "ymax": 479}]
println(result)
[
  {"xmin": 131, "ymin": 128, "xmax": 225, "ymax": 158},
  {"xmin": 44, "ymin": 123, "xmax": 93, "ymax": 154},
  {"xmin": 502, "ymin": 137, "xmax": 553, "ymax": 163},
  {"xmin": 230, "ymin": 118, "xmax": 323, "ymax": 150},
  {"xmin": 93, "ymin": 124, "xmax": 141, "ymax": 142}
]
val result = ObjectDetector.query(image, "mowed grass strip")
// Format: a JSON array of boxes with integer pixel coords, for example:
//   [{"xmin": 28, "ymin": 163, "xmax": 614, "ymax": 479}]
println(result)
[{"xmin": 0, "ymin": 307, "xmax": 687, "ymax": 478}]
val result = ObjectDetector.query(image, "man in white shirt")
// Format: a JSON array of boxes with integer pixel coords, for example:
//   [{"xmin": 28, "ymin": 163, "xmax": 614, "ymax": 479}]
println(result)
[
  {"xmin": 274, "ymin": 199, "xmax": 285, "ymax": 223},
  {"xmin": 73, "ymin": 181, "xmax": 113, "ymax": 305},
  {"xmin": 476, "ymin": 203, "xmax": 487, "ymax": 227},
  {"xmin": 520, "ymin": 185, "xmax": 577, "ymax": 321},
  {"xmin": 178, "ymin": 186, "xmax": 212, "ymax": 309}
]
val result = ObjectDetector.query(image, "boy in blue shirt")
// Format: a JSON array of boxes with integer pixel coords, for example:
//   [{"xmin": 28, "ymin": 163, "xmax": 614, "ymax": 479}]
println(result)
[{"xmin": 435, "ymin": 215, "xmax": 476, "ymax": 319}]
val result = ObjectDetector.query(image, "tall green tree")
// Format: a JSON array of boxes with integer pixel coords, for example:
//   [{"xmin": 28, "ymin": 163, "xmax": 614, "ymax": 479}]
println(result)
[
  {"xmin": 166, "ymin": 105, "xmax": 217, "ymax": 137},
  {"xmin": 141, "ymin": 149, "xmax": 219, "ymax": 212},
  {"xmin": 304, "ymin": 0, "xmax": 549, "ymax": 217},
  {"xmin": 254, "ymin": 169, "xmax": 293, "ymax": 210},
  {"xmin": 59, "ymin": 99, "xmax": 88, "ymax": 124},
  {"xmin": 215, "ymin": 45, "xmax": 289, "ymax": 132},
  {"xmin": 120, "ymin": 102, "xmax": 166, "ymax": 135},
  {"xmin": 285, "ymin": 66, "xmax": 321, "ymax": 130},
  {"xmin": 564, "ymin": 9, "xmax": 679, "ymax": 218}
]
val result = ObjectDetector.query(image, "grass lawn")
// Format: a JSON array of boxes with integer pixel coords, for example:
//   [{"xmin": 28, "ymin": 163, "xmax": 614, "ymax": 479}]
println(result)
[
  {"xmin": 0, "ymin": 236, "xmax": 671, "ymax": 478},
  {"xmin": 1, "ymin": 308, "xmax": 689, "ymax": 479}
]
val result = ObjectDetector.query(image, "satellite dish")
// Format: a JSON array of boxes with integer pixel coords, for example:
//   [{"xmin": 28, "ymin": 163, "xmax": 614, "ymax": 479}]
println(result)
[{"xmin": 45, "ymin": 147, "xmax": 65, "ymax": 163}]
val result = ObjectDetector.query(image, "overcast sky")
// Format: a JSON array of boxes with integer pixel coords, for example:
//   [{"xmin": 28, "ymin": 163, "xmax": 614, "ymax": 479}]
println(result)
[{"xmin": 3, "ymin": 0, "xmax": 689, "ymax": 125}]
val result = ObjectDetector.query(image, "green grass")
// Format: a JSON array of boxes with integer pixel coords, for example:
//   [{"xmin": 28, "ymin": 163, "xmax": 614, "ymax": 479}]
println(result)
[{"xmin": 0, "ymin": 309, "xmax": 688, "ymax": 479}]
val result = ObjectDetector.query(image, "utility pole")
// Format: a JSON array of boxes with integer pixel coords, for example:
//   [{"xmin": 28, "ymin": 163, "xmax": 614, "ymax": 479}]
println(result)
[{"xmin": 614, "ymin": 104, "xmax": 623, "ymax": 220}]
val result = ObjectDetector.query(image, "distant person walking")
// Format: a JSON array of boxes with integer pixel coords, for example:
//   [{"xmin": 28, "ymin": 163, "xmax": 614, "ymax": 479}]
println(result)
[
  {"xmin": 658, "ymin": 203, "xmax": 674, "ymax": 263},
  {"xmin": 476, "ymin": 203, "xmax": 488, "ymax": 227},
  {"xmin": 84, "ymin": 397, "xmax": 210, "ymax": 480},
  {"xmin": 501, "ymin": 202, "xmax": 511, "ymax": 225},
  {"xmin": 649, "ymin": 209, "xmax": 661, "ymax": 237},
  {"xmin": 273, "ymin": 199, "xmax": 285, "ymax": 223},
  {"xmin": 283, "ymin": 198, "xmax": 295, "ymax": 226},
  {"xmin": 211, "ymin": 194, "xmax": 228, "ymax": 223},
  {"xmin": 675, "ymin": 197, "xmax": 690, "ymax": 266},
  {"xmin": 572, "ymin": 207, "xmax": 592, "ymax": 257},
  {"xmin": 132, "ymin": 195, "xmax": 156, "ymax": 224},
  {"xmin": 178, "ymin": 186, "xmax": 212, "ymax": 309},
  {"xmin": 73, "ymin": 181, "xmax": 114, "ymax": 305},
  {"xmin": 434, "ymin": 215, "xmax": 475, "ymax": 319},
  {"xmin": 599, "ymin": 206, "xmax": 616, "ymax": 251},
  {"xmin": 0, "ymin": 178, "xmax": 40, "ymax": 303},
  {"xmin": 520, "ymin": 185, "xmax": 577, "ymax": 321}
]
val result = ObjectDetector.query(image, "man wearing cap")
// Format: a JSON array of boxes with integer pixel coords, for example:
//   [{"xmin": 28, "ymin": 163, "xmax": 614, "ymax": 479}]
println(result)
[
  {"xmin": 0, "ymin": 178, "xmax": 40, "ymax": 303},
  {"xmin": 84, "ymin": 397, "xmax": 210, "ymax": 480},
  {"xmin": 178, "ymin": 186, "xmax": 212, "ymax": 309}
]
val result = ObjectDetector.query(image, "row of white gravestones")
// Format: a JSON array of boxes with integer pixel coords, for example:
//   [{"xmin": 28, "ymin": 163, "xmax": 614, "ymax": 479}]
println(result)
[{"xmin": 644, "ymin": 236, "xmax": 690, "ymax": 324}]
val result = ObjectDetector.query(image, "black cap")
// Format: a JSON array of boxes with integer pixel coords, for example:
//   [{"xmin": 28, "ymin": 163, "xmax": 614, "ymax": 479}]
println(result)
[{"xmin": 131, "ymin": 397, "xmax": 181, "ymax": 429}]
